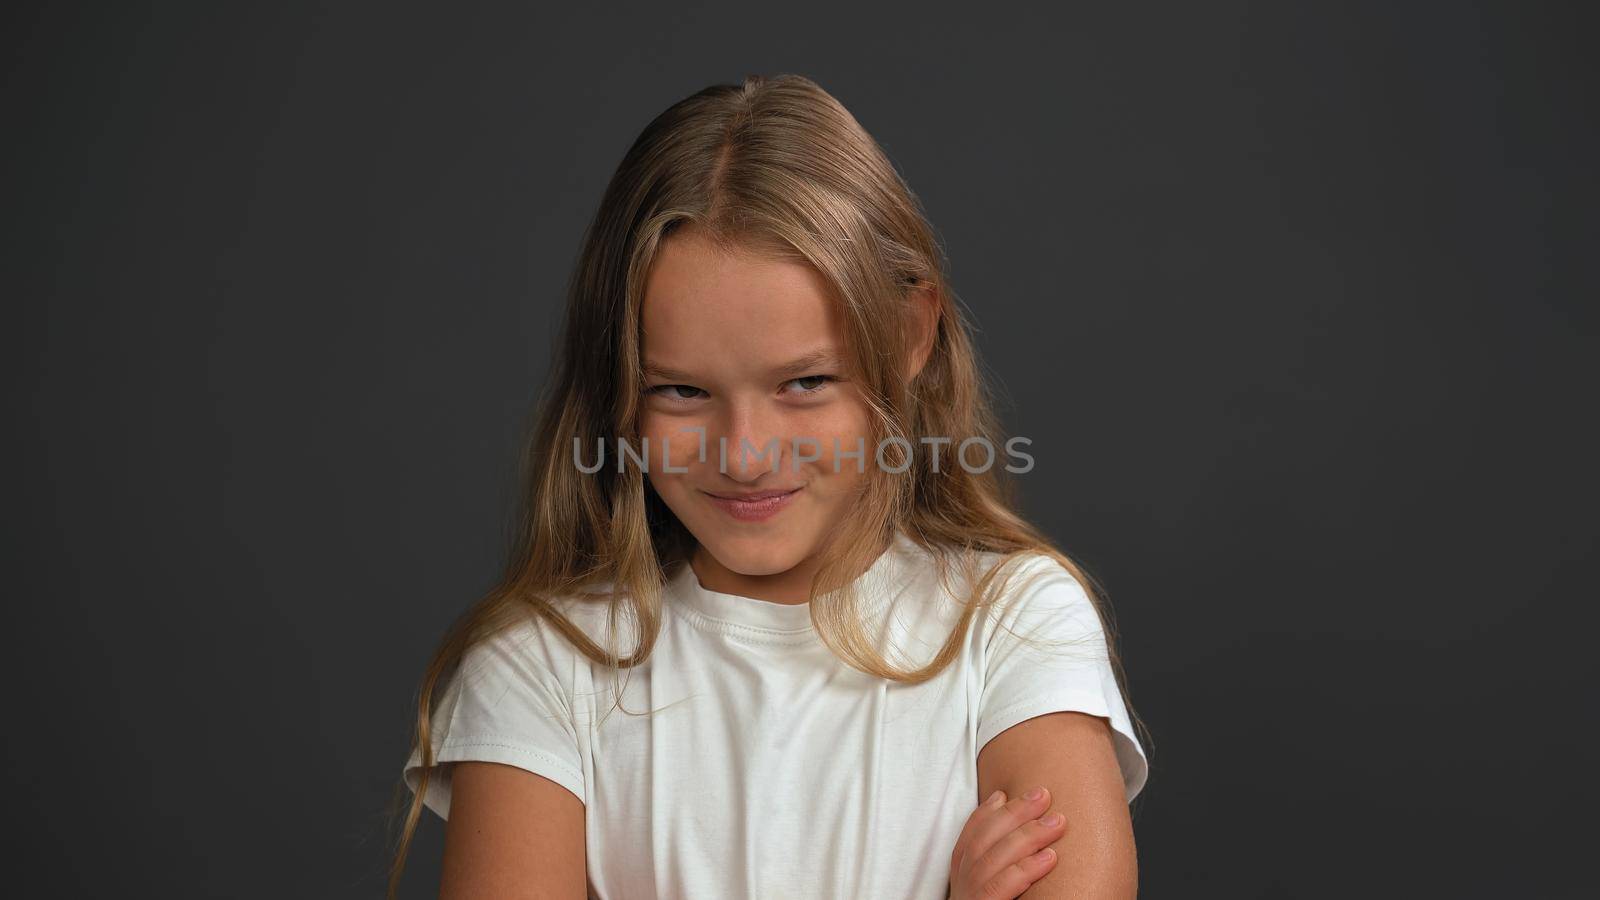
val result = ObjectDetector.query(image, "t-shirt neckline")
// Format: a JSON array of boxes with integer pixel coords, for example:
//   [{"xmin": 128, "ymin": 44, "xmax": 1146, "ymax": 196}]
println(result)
[{"xmin": 668, "ymin": 529, "xmax": 915, "ymax": 642}]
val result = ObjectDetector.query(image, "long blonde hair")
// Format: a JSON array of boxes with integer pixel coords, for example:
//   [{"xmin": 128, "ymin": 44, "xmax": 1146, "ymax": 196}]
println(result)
[{"xmin": 385, "ymin": 72, "xmax": 1152, "ymax": 897}]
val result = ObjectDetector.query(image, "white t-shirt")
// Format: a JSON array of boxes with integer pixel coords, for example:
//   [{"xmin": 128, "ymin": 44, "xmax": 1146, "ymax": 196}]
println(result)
[{"xmin": 404, "ymin": 530, "xmax": 1147, "ymax": 898}]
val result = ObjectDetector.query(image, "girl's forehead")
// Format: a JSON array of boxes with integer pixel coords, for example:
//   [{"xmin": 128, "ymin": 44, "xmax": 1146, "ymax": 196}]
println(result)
[
  {"xmin": 642, "ymin": 250, "xmax": 846, "ymax": 354},
  {"xmin": 639, "ymin": 287, "xmax": 855, "ymax": 382}
]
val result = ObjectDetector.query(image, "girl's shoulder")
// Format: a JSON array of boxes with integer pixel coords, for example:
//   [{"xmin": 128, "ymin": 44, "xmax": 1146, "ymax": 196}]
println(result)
[
  {"xmin": 899, "ymin": 539, "xmax": 1086, "ymax": 613},
  {"xmin": 880, "ymin": 541, "xmax": 1101, "ymax": 662},
  {"xmin": 460, "ymin": 585, "xmax": 639, "ymax": 683}
]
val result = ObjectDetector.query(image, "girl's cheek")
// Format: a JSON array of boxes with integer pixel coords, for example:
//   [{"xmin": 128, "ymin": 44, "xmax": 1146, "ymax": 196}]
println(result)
[{"xmin": 637, "ymin": 416, "xmax": 701, "ymax": 472}]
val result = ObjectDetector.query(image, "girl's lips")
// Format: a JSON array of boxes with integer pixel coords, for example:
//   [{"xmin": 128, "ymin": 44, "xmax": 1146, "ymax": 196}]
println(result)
[{"xmin": 702, "ymin": 486, "xmax": 802, "ymax": 522}]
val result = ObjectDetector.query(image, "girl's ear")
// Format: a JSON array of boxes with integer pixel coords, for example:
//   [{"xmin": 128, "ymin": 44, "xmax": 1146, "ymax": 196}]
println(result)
[{"xmin": 905, "ymin": 287, "xmax": 940, "ymax": 382}]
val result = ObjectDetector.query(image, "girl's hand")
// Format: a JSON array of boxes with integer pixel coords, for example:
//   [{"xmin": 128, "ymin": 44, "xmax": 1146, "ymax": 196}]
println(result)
[{"xmin": 947, "ymin": 787, "xmax": 1066, "ymax": 900}]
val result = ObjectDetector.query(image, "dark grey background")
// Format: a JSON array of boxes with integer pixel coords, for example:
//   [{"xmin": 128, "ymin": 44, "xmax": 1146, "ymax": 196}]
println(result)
[{"xmin": 8, "ymin": 2, "xmax": 1595, "ymax": 897}]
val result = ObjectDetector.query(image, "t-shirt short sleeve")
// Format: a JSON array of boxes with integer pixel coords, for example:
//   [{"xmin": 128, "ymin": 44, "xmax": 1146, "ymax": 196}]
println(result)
[
  {"xmin": 402, "ymin": 619, "xmax": 587, "ymax": 819},
  {"xmin": 976, "ymin": 554, "xmax": 1149, "ymax": 803}
]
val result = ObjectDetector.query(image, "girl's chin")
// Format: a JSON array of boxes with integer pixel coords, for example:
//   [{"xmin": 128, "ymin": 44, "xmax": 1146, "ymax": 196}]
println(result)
[{"xmin": 695, "ymin": 530, "xmax": 815, "ymax": 568}]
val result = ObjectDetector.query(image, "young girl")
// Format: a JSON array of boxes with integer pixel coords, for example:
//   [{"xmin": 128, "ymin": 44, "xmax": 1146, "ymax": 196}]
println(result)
[{"xmin": 389, "ymin": 73, "xmax": 1151, "ymax": 899}]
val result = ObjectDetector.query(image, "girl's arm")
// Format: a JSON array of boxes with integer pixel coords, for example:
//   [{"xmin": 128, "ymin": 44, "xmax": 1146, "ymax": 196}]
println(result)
[
  {"xmin": 440, "ymin": 761, "xmax": 587, "ymax": 899},
  {"xmin": 975, "ymin": 711, "xmax": 1138, "ymax": 899}
]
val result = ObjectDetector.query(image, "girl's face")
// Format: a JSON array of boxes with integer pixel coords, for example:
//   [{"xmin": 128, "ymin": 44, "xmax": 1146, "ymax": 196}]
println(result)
[{"xmin": 638, "ymin": 230, "xmax": 872, "ymax": 600}]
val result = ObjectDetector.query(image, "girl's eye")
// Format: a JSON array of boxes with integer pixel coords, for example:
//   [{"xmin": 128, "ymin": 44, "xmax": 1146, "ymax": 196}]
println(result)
[
  {"xmin": 786, "ymin": 374, "xmax": 836, "ymax": 395},
  {"xmin": 645, "ymin": 375, "xmax": 838, "ymax": 403},
  {"xmin": 648, "ymin": 384, "xmax": 706, "ymax": 402}
]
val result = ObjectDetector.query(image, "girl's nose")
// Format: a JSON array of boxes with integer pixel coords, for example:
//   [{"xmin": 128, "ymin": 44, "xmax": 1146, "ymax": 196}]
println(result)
[{"xmin": 717, "ymin": 403, "xmax": 790, "ymax": 478}]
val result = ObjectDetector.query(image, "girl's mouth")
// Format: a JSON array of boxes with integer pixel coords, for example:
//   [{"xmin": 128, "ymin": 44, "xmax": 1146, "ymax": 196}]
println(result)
[{"xmin": 702, "ymin": 486, "xmax": 802, "ymax": 522}]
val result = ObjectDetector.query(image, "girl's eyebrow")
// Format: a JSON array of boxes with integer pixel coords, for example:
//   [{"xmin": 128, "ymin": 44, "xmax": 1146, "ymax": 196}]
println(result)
[
  {"xmin": 643, "ymin": 348, "xmax": 843, "ymax": 382},
  {"xmin": 771, "ymin": 348, "xmax": 844, "ymax": 378}
]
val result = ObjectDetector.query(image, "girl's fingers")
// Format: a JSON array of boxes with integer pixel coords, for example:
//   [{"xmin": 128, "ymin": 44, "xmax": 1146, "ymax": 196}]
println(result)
[
  {"xmin": 949, "ymin": 787, "xmax": 1067, "ymax": 898},
  {"xmin": 971, "ymin": 809, "xmax": 1068, "ymax": 889},
  {"xmin": 949, "ymin": 789, "xmax": 1007, "ymax": 875},
  {"xmin": 978, "ymin": 846, "xmax": 1059, "ymax": 900},
  {"xmin": 965, "ymin": 787, "xmax": 1055, "ymax": 865}
]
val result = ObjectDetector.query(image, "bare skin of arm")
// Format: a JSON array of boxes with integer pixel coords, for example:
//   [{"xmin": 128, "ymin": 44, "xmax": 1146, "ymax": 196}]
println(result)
[
  {"xmin": 439, "ymin": 761, "xmax": 587, "ymax": 900},
  {"xmin": 975, "ymin": 711, "xmax": 1139, "ymax": 898}
]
